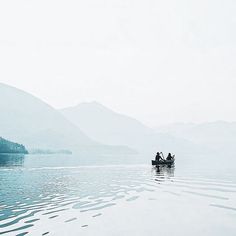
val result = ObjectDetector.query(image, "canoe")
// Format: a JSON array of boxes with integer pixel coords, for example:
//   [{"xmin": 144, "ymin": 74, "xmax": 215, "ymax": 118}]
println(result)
[{"xmin": 152, "ymin": 159, "xmax": 175, "ymax": 165}]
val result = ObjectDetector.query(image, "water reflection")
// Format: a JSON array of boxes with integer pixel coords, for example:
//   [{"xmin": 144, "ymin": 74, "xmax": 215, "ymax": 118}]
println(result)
[
  {"xmin": 0, "ymin": 164, "xmax": 173, "ymax": 235},
  {"xmin": 0, "ymin": 165, "xmax": 157, "ymax": 235},
  {"xmin": 0, "ymin": 158, "xmax": 236, "ymax": 235},
  {"xmin": 153, "ymin": 164, "xmax": 175, "ymax": 178},
  {"xmin": 0, "ymin": 154, "xmax": 25, "ymax": 167}
]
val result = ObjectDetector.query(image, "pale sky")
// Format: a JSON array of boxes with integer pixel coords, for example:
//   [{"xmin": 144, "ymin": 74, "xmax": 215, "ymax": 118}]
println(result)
[{"xmin": 0, "ymin": 0, "xmax": 236, "ymax": 126}]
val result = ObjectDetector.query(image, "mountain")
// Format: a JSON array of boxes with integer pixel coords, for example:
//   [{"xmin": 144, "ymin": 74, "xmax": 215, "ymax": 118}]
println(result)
[
  {"xmin": 60, "ymin": 102, "xmax": 199, "ymax": 155},
  {"xmin": 0, "ymin": 83, "xmax": 100, "ymax": 152},
  {"xmin": 0, "ymin": 137, "xmax": 28, "ymax": 154},
  {"xmin": 156, "ymin": 121, "xmax": 236, "ymax": 155}
]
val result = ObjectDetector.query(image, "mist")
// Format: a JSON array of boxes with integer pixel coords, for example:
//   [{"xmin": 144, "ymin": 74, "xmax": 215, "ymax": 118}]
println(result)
[
  {"xmin": 1, "ymin": 0, "xmax": 236, "ymax": 126},
  {"xmin": 1, "ymin": 1, "xmax": 236, "ymax": 236}
]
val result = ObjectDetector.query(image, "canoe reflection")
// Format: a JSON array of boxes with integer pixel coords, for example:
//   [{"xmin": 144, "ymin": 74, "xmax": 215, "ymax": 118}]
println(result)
[{"xmin": 152, "ymin": 164, "xmax": 175, "ymax": 178}]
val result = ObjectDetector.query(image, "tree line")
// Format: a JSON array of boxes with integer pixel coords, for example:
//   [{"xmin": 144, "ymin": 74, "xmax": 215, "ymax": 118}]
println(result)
[{"xmin": 0, "ymin": 137, "xmax": 28, "ymax": 154}]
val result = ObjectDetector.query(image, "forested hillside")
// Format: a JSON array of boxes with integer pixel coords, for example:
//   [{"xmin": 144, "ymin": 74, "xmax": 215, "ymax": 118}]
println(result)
[{"xmin": 0, "ymin": 137, "xmax": 28, "ymax": 154}]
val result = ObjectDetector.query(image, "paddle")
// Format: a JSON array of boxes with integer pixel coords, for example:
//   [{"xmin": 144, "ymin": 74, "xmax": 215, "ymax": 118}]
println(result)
[{"xmin": 160, "ymin": 152, "xmax": 165, "ymax": 160}]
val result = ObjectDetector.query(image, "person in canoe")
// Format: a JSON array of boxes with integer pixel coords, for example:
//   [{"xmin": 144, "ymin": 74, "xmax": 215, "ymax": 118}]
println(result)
[
  {"xmin": 166, "ymin": 153, "xmax": 174, "ymax": 160},
  {"xmin": 155, "ymin": 152, "xmax": 164, "ymax": 162}
]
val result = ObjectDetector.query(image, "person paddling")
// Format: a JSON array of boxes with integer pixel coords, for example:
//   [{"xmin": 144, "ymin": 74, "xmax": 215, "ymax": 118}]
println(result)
[
  {"xmin": 166, "ymin": 153, "xmax": 175, "ymax": 160},
  {"xmin": 155, "ymin": 152, "xmax": 164, "ymax": 162}
]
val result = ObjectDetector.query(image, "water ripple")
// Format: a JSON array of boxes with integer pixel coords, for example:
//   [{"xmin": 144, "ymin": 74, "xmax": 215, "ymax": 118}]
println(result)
[{"xmin": 0, "ymin": 164, "xmax": 235, "ymax": 235}]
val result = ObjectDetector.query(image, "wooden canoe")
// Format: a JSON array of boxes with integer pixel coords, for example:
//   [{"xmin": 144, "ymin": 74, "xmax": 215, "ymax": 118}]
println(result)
[{"xmin": 152, "ymin": 159, "xmax": 175, "ymax": 165}]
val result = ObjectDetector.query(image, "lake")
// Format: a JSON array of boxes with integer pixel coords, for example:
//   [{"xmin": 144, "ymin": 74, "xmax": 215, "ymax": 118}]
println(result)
[{"xmin": 0, "ymin": 153, "xmax": 236, "ymax": 235}]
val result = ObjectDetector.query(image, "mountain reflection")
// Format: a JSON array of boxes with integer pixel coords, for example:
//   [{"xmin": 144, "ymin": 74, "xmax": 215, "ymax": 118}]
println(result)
[{"xmin": 0, "ymin": 154, "xmax": 25, "ymax": 167}]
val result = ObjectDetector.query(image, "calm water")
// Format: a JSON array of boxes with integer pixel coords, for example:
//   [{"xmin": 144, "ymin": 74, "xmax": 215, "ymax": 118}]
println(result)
[{"xmin": 0, "ymin": 153, "xmax": 236, "ymax": 235}]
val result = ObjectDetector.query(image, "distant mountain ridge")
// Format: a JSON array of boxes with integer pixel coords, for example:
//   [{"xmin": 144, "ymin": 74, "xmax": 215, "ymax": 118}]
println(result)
[
  {"xmin": 0, "ymin": 83, "xmax": 136, "ymax": 154},
  {"xmin": 60, "ymin": 102, "xmax": 200, "ymax": 154},
  {"xmin": 0, "ymin": 83, "xmax": 95, "ymax": 150},
  {"xmin": 2, "ymin": 82, "xmax": 230, "ymax": 157},
  {"xmin": 156, "ymin": 121, "xmax": 236, "ymax": 155}
]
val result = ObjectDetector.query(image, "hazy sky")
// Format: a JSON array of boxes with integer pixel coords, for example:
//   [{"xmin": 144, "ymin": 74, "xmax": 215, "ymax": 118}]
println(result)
[{"xmin": 0, "ymin": 0, "xmax": 236, "ymax": 126}]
